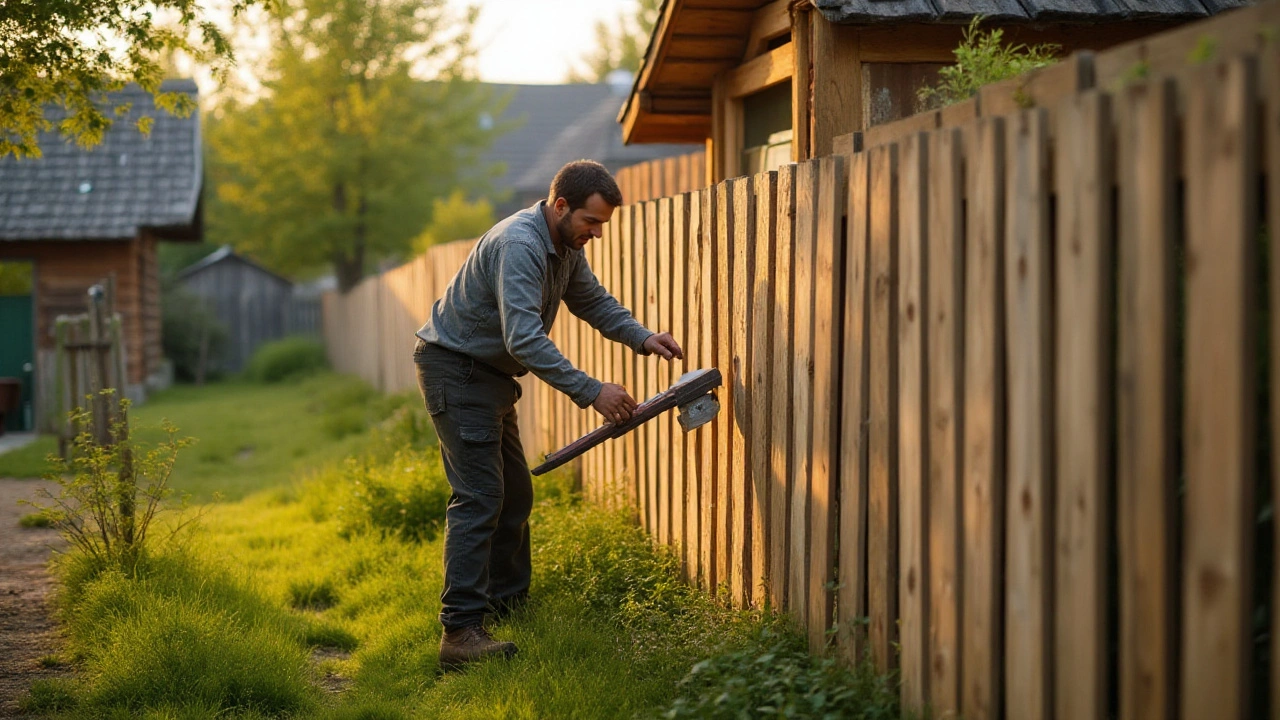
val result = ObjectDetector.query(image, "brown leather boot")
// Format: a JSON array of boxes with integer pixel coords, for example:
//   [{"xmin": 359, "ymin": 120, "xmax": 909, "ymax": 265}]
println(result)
[{"xmin": 438, "ymin": 624, "xmax": 518, "ymax": 670}]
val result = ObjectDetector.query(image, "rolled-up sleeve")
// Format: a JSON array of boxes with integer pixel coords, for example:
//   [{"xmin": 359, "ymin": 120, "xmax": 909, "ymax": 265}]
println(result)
[
  {"xmin": 563, "ymin": 258, "xmax": 654, "ymax": 354},
  {"xmin": 495, "ymin": 239, "xmax": 602, "ymax": 408}
]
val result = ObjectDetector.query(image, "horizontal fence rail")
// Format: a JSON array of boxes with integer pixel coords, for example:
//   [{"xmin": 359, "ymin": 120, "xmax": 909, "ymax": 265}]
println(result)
[{"xmin": 322, "ymin": 4, "xmax": 1279, "ymax": 718}]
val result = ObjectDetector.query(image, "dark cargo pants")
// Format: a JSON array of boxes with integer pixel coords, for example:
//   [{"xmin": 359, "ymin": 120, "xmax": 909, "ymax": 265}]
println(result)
[{"xmin": 414, "ymin": 340, "xmax": 532, "ymax": 630}]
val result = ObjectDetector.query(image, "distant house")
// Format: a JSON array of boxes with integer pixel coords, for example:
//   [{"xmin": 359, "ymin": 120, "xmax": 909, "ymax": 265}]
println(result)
[
  {"xmin": 480, "ymin": 77, "xmax": 700, "ymax": 217},
  {"xmin": 0, "ymin": 79, "xmax": 202, "ymax": 418},
  {"xmin": 176, "ymin": 246, "xmax": 321, "ymax": 373}
]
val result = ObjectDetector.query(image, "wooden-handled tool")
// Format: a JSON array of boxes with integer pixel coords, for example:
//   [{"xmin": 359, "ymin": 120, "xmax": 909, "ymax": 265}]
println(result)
[{"xmin": 531, "ymin": 368, "xmax": 722, "ymax": 476}]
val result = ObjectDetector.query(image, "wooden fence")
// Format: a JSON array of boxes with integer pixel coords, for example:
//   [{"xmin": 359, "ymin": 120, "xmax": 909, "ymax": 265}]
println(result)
[
  {"xmin": 615, "ymin": 150, "xmax": 706, "ymax": 204},
  {"xmin": 323, "ymin": 3, "xmax": 1279, "ymax": 717}
]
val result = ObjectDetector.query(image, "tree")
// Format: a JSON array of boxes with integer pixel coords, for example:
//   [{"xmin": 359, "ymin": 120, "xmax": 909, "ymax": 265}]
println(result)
[
  {"xmin": 411, "ymin": 191, "xmax": 496, "ymax": 255},
  {"xmin": 207, "ymin": 0, "xmax": 500, "ymax": 292},
  {"xmin": 0, "ymin": 0, "xmax": 253, "ymax": 158},
  {"xmin": 568, "ymin": 0, "xmax": 661, "ymax": 83}
]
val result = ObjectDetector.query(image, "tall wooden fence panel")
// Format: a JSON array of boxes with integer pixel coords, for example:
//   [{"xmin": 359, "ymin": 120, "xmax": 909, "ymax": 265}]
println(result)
[
  {"xmin": 615, "ymin": 151, "xmax": 706, "ymax": 205},
  {"xmin": 322, "ymin": 5, "xmax": 1280, "ymax": 717}
]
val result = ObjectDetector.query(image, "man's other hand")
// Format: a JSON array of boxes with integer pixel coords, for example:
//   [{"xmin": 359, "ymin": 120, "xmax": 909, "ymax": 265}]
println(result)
[
  {"xmin": 593, "ymin": 383, "xmax": 638, "ymax": 424},
  {"xmin": 643, "ymin": 332, "xmax": 683, "ymax": 360}
]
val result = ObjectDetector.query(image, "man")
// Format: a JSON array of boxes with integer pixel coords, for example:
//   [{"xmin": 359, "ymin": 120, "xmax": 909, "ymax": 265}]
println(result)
[{"xmin": 413, "ymin": 160, "xmax": 682, "ymax": 669}]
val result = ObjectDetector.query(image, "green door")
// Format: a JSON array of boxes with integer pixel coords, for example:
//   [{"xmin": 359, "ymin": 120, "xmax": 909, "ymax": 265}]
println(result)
[{"xmin": 0, "ymin": 294, "xmax": 35, "ymax": 432}]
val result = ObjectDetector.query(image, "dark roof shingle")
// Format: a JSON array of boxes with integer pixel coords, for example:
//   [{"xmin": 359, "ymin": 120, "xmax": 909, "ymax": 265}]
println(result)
[
  {"xmin": 0, "ymin": 79, "xmax": 202, "ymax": 241},
  {"xmin": 812, "ymin": 0, "xmax": 1247, "ymax": 24}
]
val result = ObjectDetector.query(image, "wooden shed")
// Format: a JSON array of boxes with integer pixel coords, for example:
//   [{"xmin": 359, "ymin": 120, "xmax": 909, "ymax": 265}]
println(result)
[
  {"xmin": 176, "ymin": 246, "xmax": 321, "ymax": 373},
  {"xmin": 0, "ymin": 79, "xmax": 202, "ymax": 414},
  {"xmin": 618, "ymin": 0, "xmax": 1249, "ymax": 182}
]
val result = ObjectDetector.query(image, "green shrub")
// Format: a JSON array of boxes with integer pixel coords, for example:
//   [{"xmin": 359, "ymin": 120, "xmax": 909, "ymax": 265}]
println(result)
[
  {"xmin": 244, "ymin": 337, "xmax": 329, "ymax": 383},
  {"xmin": 917, "ymin": 16, "xmax": 1059, "ymax": 108},
  {"xmin": 161, "ymin": 285, "xmax": 229, "ymax": 382},
  {"xmin": 657, "ymin": 630, "xmax": 901, "ymax": 720},
  {"xmin": 335, "ymin": 451, "xmax": 450, "ymax": 543},
  {"xmin": 29, "ymin": 396, "xmax": 193, "ymax": 570}
]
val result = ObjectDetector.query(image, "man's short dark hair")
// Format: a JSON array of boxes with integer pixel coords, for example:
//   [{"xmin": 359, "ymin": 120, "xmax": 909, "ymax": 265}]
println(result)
[{"xmin": 548, "ymin": 160, "xmax": 623, "ymax": 210}]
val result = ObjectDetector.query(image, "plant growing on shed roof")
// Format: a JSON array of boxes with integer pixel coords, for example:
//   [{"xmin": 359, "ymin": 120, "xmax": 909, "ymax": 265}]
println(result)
[{"xmin": 917, "ymin": 16, "xmax": 1061, "ymax": 109}]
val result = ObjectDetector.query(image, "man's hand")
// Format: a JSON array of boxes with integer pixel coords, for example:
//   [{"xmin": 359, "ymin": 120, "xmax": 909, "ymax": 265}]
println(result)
[
  {"xmin": 593, "ymin": 382, "xmax": 638, "ymax": 424},
  {"xmin": 643, "ymin": 332, "xmax": 683, "ymax": 360}
]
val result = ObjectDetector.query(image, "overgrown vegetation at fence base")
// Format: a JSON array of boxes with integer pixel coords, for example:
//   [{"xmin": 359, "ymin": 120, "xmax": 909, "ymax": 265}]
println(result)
[
  {"xmin": 244, "ymin": 336, "xmax": 329, "ymax": 384},
  {"xmin": 916, "ymin": 16, "xmax": 1059, "ymax": 108},
  {"xmin": 20, "ymin": 380, "xmax": 904, "ymax": 718}
]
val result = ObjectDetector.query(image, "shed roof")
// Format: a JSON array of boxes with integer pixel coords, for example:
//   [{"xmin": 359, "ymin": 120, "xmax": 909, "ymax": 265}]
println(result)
[
  {"xmin": 176, "ymin": 245, "xmax": 294, "ymax": 287},
  {"xmin": 0, "ymin": 79, "xmax": 202, "ymax": 242},
  {"xmin": 812, "ymin": 0, "xmax": 1244, "ymax": 24},
  {"xmin": 619, "ymin": 0, "xmax": 1249, "ymax": 144}
]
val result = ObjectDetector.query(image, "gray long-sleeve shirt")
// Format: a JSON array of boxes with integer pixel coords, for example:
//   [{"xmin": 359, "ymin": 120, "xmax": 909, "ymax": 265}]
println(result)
[{"xmin": 416, "ymin": 201, "xmax": 653, "ymax": 408}]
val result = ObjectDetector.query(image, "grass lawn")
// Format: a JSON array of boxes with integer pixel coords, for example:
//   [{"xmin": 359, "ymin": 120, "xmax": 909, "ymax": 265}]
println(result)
[
  {"xmin": 0, "ymin": 375, "xmax": 416, "ymax": 501},
  {"xmin": 19, "ymin": 375, "xmax": 901, "ymax": 719}
]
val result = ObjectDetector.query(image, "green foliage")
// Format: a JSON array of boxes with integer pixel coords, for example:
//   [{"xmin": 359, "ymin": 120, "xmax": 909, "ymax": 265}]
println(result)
[
  {"xmin": 303, "ymin": 620, "xmax": 360, "ymax": 651},
  {"xmin": 334, "ymin": 452, "xmax": 451, "ymax": 542},
  {"xmin": 410, "ymin": 190, "xmax": 495, "ymax": 254},
  {"xmin": 244, "ymin": 337, "xmax": 329, "ymax": 383},
  {"xmin": 19, "ymin": 678, "xmax": 78, "ymax": 714},
  {"xmin": 29, "ymin": 395, "xmax": 194, "ymax": 569},
  {"xmin": 205, "ymin": 0, "xmax": 502, "ymax": 290},
  {"xmin": 19, "ymin": 510, "xmax": 53, "ymax": 528},
  {"xmin": 658, "ymin": 631, "xmax": 901, "ymax": 719},
  {"xmin": 0, "ymin": 261, "xmax": 33, "ymax": 295},
  {"xmin": 161, "ymin": 285, "xmax": 230, "ymax": 382},
  {"xmin": 0, "ymin": 0, "xmax": 252, "ymax": 158},
  {"xmin": 53, "ymin": 554, "xmax": 318, "ymax": 717},
  {"xmin": 569, "ymin": 0, "xmax": 662, "ymax": 82},
  {"xmin": 289, "ymin": 576, "xmax": 341, "ymax": 610},
  {"xmin": 0, "ymin": 434, "xmax": 58, "ymax": 478},
  {"xmin": 917, "ymin": 16, "xmax": 1060, "ymax": 108},
  {"xmin": 157, "ymin": 241, "xmax": 221, "ymax": 281}
]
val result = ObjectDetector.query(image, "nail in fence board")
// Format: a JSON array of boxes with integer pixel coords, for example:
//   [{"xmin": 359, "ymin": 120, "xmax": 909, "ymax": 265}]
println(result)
[
  {"xmin": 962, "ymin": 116, "xmax": 1006, "ymax": 720},
  {"xmin": 897, "ymin": 132, "xmax": 930, "ymax": 710},
  {"xmin": 770, "ymin": 165, "xmax": 797, "ymax": 610},
  {"xmin": 750, "ymin": 172, "xmax": 777, "ymax": 608},
  {"xmin": 790, "ymin": 160, "xmax": 819, "ymax": 619},
  {"xmin": 1181, "ymin": 57, "xmax": 1259, "ymax": 720},
  {"xmin": 867, "ymin": 143, "xmax": 900, "ymax": 673},
  {"xmin": 808, "ymin": 154, "xmax": 845, "ymax": 651},
  {"xmin": 838, "ymin": 150, "xmax": 871, "ymax": 663},
  {"xmin": 1053, "ymin": 89, "xmax": 1113, "ymax": 720},
  {"xmin": 731, "ymin": 176, "xmax": 755, "ymax": 608},
  {"xmin": 926, "ymin": 125, "xmax": 963, "ymax": 717},
  {"xmin": 1116, "ymin": 75, "xmax": 1176, "ymax": 720}
]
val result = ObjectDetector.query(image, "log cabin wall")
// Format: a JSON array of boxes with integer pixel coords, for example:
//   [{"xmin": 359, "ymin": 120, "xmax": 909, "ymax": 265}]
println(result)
[{"xmin": 0, "ymin": 236, "xmax": 154, "ymax": 387}]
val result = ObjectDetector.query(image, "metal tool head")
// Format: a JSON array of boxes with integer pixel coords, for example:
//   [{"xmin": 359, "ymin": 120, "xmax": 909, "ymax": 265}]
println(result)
[{"xmin": 677, "ymin": 392, "xmax": 720, "ymax": 432}]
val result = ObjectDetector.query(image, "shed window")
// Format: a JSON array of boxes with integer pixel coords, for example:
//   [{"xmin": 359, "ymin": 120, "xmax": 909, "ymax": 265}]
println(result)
[
  {"xmin": 741, "ymin": 81, "xmax": 792, "ymax": 175},
  {"xmin": 862, "ymin": 63, "xmax": 949, "ymax": 128}
]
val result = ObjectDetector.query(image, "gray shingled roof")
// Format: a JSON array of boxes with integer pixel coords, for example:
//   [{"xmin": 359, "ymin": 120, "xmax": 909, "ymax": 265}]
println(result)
[
  {"xmin": 481, "ymin": 81, "xmax": 698, "ymax": 215},
  {"xmin": 0, "ymin": 79, "xmax": 202, "ymax": 241},
  {"xmin": 813, "ymin": 0, "xmax": 1250, "ymax": 23}
]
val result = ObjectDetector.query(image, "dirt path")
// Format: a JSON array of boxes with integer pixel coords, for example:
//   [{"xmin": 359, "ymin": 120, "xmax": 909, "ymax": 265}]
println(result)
[{"xmin": 0, "ymin": 478, "xmax": 68, "ymax": 718}]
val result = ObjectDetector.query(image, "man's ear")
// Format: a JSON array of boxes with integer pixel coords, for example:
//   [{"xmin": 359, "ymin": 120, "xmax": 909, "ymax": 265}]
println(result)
[{"xmin": 553, "ymin": 197, "xmax": 569, "ymax": 217}]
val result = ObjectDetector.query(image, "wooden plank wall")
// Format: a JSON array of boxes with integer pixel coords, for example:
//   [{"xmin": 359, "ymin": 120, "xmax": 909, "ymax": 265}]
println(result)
[{"xmin": 321, "ymin": 6, "xmax": 1280, "ymax": 717}]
